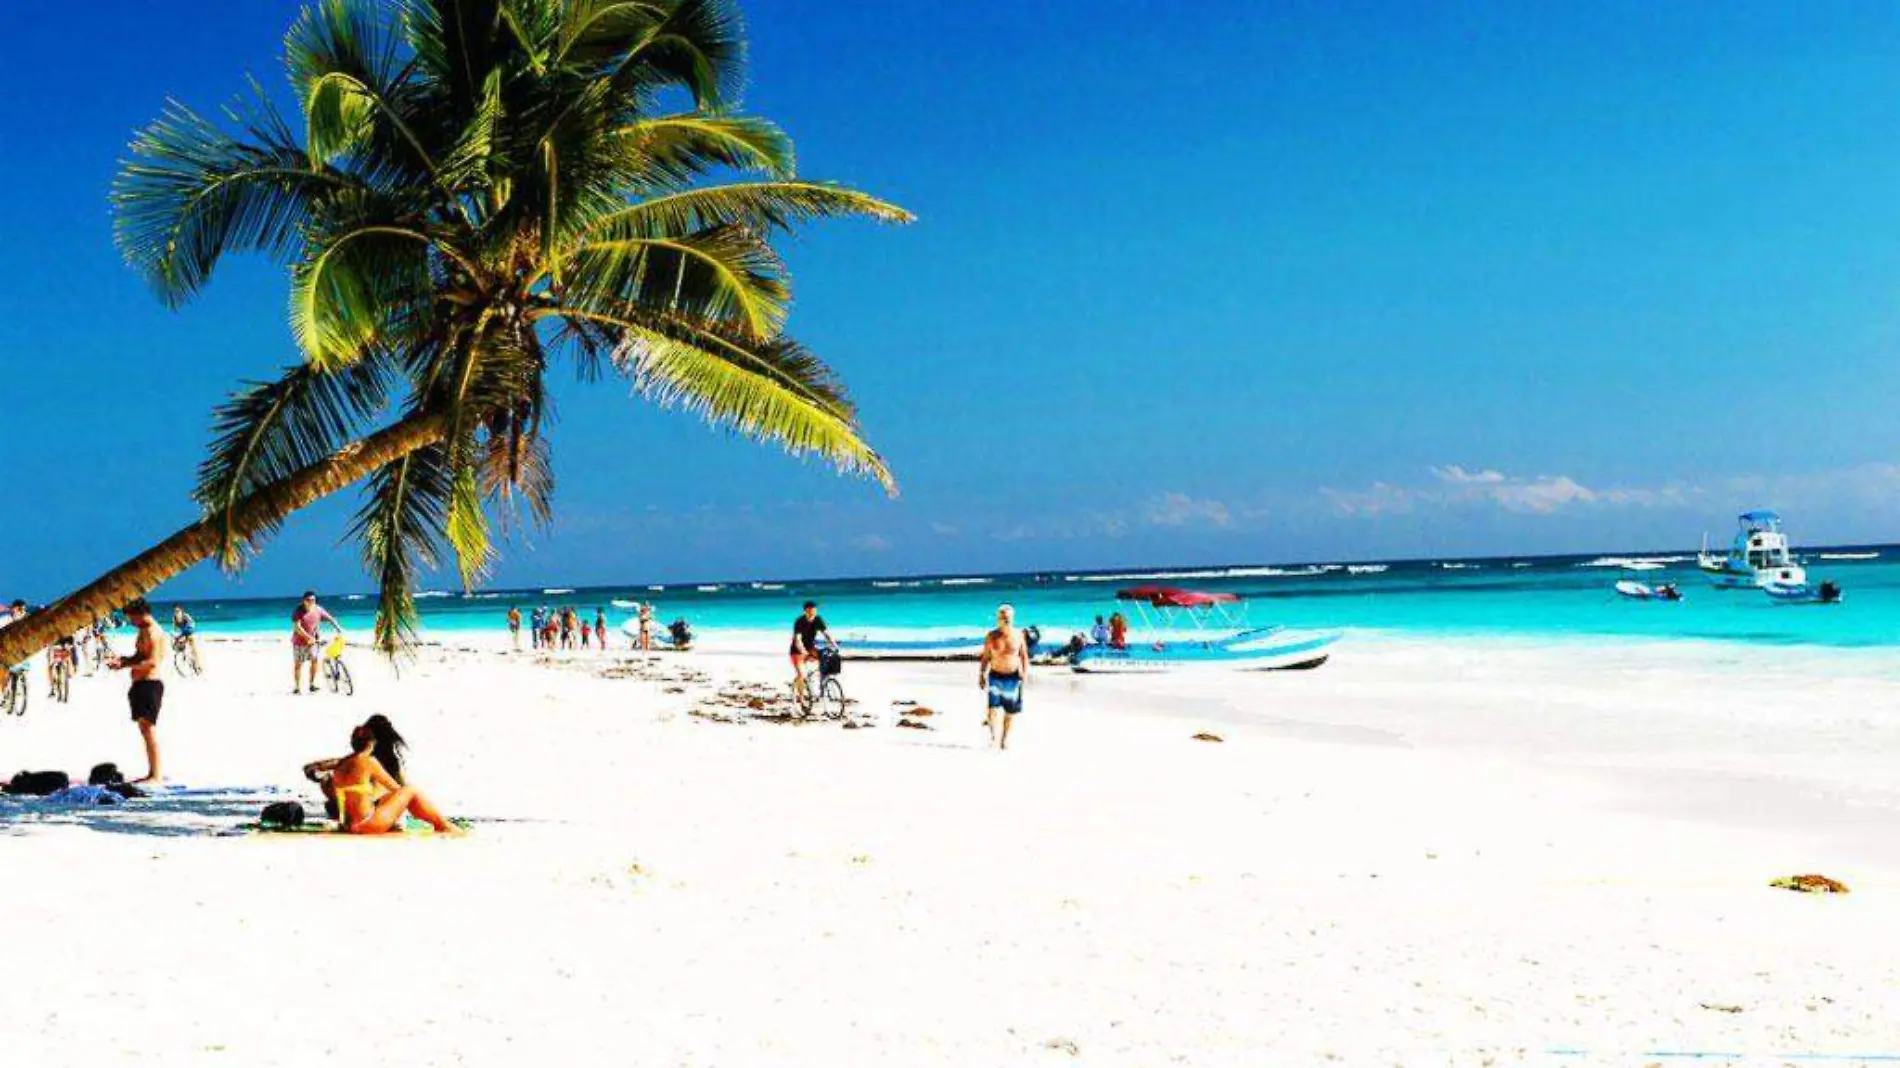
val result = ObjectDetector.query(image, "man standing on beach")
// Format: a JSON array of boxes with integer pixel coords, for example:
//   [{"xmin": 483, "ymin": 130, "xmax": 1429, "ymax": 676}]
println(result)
[
  {"xmin": 291, "ymin": 591, "xmax": 343, "ymax": 695},
  {"xmin": 790, "ymin": 601, "xmax": 830, "ymax": 705},
  {"xmin": 106, "ymin": 598, "xmax": 166, "ymax": 783},
  {"xmin": 979, "ymin": 604, "xmax": 1030, "ymax": 750}
]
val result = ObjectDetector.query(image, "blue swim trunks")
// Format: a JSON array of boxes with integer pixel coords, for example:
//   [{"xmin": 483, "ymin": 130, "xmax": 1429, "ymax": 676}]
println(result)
[{"xmin": 987, "ymin": 671, "xmax": 1024, "ymax": 715}]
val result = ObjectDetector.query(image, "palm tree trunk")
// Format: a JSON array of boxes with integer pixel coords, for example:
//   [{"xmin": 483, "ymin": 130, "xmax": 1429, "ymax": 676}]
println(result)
[{"xmin": 0, "ymin": 413, "xmax": 447, "ymax": 666}]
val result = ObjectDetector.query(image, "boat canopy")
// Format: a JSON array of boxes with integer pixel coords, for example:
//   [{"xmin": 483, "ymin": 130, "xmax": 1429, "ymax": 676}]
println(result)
[
  {"xmin": 1116, "ymin": 586, "xmax": 1243, "ymax": 608},
  {"xmin": 1738, "ymin": 509, "xmax": 1782, "ymax": 528}
]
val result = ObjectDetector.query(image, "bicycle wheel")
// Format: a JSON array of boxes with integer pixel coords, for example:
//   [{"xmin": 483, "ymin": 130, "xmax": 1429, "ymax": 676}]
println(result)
[
  {"xmin": 173, "ymin": 646, "xmax": 197, "ymax": 677},
  {"xmin": 819, "ymin": 676, "xmax": 847, "ymax": 721},
  {"xmin": 329, "ymin": 659, "xmax": 354, "ymax": 696}
]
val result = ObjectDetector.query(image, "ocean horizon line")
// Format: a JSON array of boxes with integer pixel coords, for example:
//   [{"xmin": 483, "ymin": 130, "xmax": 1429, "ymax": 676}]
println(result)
[{"xmin": 145, "ymin": 539, "xmax": 1900, "ymax": 609}]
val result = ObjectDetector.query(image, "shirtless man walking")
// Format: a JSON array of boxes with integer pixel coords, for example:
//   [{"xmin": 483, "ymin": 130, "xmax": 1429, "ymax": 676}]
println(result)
[
  {"xmin": 107, "ymin": 598, "xmax": 167, "ymax": 783},
  {"xmin": 978, "ymin": 603, "xmax": 1030, "ymax": 750}
]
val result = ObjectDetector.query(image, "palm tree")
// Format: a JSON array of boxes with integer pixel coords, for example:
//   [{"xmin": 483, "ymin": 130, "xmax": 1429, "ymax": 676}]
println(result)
[{"xmin": 0, "ymin": 0, "xmax": 909, "ymax": 665}]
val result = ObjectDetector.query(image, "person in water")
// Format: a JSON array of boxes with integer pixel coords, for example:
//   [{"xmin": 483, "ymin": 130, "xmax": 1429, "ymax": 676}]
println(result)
[
  {"xmin": 305, "ymin": 714, "xmax": 408, "ymax": 820},
  {"xmin": 978, "ymin": 603, "xmax": 1030, "ymax": 750},
  {"xmin": 308, "ymin": 719, "xmax": 456, "ymax": 834}
]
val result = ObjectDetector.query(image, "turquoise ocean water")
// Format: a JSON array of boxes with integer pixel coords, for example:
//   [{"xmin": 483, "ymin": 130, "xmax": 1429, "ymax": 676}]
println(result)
[{"xmin": 165, "ymin": 544, "xmax": 1900, "ymax": 650}]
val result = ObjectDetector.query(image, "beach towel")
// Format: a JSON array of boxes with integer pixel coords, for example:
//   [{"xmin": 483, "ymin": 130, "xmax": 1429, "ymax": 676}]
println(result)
[{"xmin": 38, "ymin": 785, "xmax": 125, "ymax": 807}]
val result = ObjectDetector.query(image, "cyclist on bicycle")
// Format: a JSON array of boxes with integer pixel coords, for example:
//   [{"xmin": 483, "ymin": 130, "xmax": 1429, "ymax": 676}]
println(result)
[
  {"xmin": 3, "ymin": 599, "xmax": 31, "ymax": 679},
  {"xmin": 172, "ymin": 606, "xmax": 200, "ymax": 670},
  {"xmin": 789, "ymin": 601, "xmax": 834, "ymax": 705},
  {"xmin": 291, "ymin": 591, "xmax": 345, "ymax": 695}
]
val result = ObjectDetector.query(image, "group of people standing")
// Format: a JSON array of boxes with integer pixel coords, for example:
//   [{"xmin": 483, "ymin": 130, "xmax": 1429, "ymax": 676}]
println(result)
[
  {"xmin": 512, "ymin": 605, "xmax": 616, "ymax": 651},
  {"xmin": 511, "ymin": 603, "xmax": 656, "ymax": 652}
]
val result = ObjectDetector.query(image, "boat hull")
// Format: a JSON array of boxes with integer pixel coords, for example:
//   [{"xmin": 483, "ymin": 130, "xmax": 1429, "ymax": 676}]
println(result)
[{"xmin": 1071, "ymin": 630, "xmax": 1341, "ymax": 674}]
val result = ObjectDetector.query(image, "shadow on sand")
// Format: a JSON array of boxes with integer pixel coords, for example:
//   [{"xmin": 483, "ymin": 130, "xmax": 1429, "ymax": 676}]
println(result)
[{"xmin": 0, "ymin": 785, "xmax": 302, "ymax": 838}]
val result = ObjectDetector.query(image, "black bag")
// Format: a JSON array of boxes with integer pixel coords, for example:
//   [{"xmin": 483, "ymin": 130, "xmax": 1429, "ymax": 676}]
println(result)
[
  {"xmin": 88, "ymin": 763, "xmax": 125, "ymax": 786},
  {"xmin": 819, "ymin": 648, "xmax": 843, "ymax": 677},
  {"xmin": 260, "ymin": 801, "xmax": 306, "ymax": 829},
  {"xmin": 6, "ymin": 770, "xmax": 72, "ymax": 796}
]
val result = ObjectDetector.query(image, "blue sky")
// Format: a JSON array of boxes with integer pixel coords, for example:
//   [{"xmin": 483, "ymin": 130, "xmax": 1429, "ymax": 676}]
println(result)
[{"xmin": 5, "ymin": 1, "xmax": 1900, "ymax": 599}]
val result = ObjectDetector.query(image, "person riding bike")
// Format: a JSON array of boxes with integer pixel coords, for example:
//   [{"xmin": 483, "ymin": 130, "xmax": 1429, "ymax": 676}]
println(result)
[
  {"xmin": 789, "ymin": 601, "xmax": 834, "ymax": 706},
  {"xmin": 172, "ymin": 606, "xmax": 201, "ymax": 671}
]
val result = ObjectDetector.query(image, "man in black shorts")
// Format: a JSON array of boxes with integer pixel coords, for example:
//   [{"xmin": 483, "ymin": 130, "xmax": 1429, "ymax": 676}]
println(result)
[
  {"xmin": 108, "ymin": 598, "xmax": 167, "ymax": 783},
  {"xmin": 790, "ymin": 601, "xmax": 831, "ymax": 705}
]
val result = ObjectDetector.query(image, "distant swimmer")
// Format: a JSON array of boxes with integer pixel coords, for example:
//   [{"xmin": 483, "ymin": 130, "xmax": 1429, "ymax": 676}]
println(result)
[{"xmin": 979, "ymin": 604, "xmax": 1030, "ymax": 750}]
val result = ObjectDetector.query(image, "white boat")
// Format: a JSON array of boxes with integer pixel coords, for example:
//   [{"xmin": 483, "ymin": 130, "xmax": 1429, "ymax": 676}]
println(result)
[
  {"xmin": 1697, "ymin": 510, "xmax": 1806, "ymax": 589},
  {"xmin": 1614, "ymin": 563, "xmax": 1682, "ymax": 602},
  {"xmin": 1070, "ymin": 586, "xmax": 1339, "ymax": 674}
]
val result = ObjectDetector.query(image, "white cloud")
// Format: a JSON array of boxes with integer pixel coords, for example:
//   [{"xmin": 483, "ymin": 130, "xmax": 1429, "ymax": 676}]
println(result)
[
  {"xmin": 1327, "ymin": 466, "xmax": 1690, "ymax": 518},
  {"xmin": 1322, "ymin": 482, "xmax": 1417, "ymax": 518},
  {"xmin": 852, "ymin": 534, "xmax": 892, "ymax": 552},
  {"xmin": 1430, "ymin": 465, "xmax": 1507, "ymax": 485},
  {"xmin": 929, "ymin": 522, "xmax": 961, "ymax": 537},
  {"xmin": 1144, "ymin": 492, "xmax": 1233, "ymax": 528}
]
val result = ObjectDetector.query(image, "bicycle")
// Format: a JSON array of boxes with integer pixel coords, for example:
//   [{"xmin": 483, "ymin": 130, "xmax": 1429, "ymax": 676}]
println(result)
[
  {"xmin": 322, "ymin": 637, "xmax": 353, "ymax": 696},
  {"xmin": 172, "ymin": 634, "xmax": 202, "ymax": 677},
  {"xmin": 794, "ymin": 647, "xmax": 846, "ymax": 721},
  {"xmin": 3, "ymin": 665, "xmax": 28, "ymax": 717}
]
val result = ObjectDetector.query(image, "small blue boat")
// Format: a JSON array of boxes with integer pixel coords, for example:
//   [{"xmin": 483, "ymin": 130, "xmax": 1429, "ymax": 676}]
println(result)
[{"xmin": 1762, "ymin": 580, "xmax": 1843, "ymax": 606}]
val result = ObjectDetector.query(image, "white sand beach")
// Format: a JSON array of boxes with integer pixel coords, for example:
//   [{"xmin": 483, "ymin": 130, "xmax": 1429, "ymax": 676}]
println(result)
[{"xmin": 3, "ymin": 635, "xmax": 1898, "ymax": 1066}]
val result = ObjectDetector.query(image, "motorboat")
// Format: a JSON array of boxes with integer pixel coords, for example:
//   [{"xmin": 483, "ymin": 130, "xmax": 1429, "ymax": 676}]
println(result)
[
  {"xmin": 1698, "ymin": 510, "xmax": 1806, "ymax": 589},
  {"xmin": 1614, "ymin": 563, "xmax": 1682, "ymax": 601},
  {"xmin": 1070, "ymin": 586, "xmax": 1339, "ymax": 674},
  {"xmin": 1763, "ymin": 579, "xmax": 1844, "ymax": 606}
]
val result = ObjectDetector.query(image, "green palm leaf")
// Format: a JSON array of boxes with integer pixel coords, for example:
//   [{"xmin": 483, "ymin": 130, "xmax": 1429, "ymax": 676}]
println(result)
[
  {"xmin": 351, "ymin": 440, "xmax": 455, "ymax": 655},
  {"xmin": 195, "ymin": 359, "xmax": 397, "ymax": 569},
  {"xmin": 578, "ymin": 181, "xmax": 913, "ymax": 243}
]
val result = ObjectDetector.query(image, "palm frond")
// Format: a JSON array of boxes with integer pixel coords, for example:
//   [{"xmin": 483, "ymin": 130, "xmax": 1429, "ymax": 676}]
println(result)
[
  {"xmin": 576, "ymin": 180, "xmax": 913, "ymax": 244},
  {"xmin": 289, "ymin": 224, "xmax": 443, "ymax": 368},
  {"xmin": 478, "ymin": 424, "xmax": 555, "ymax": 533},
  {"xmin": 112, "ymin": 94, "xmax": 350, "ymax": 307},
  {"xmin": 561, "ymin": 0, "xmax": 746, "ymax": 109},
  {"xmin": 609, "ymin": 113, "xmax": 794, "ymax": 184},
  {"xmin": 565, "ymin": 223, "xmax": 788, "ymax": 338},
  {"xmin": 544, "ymin": 304, "xmax": 892, "ymax": 492},
  {"xmin": 445, "ymin": 462, "xmax": 495, "ymax": 589},
  {"xmin": 351, "ymin": 441, "xmax": 454, "ymax": 656},
  {"xmin": 194, "ymin": 359, "xmax": 397, "ymax": 570}
]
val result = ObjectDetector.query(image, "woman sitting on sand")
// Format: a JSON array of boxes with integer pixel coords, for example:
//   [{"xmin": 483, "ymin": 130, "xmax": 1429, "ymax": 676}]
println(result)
[
  {"xmin": 306, "ymin": 720, "xmax": 457, "ymax": 834},
  {"xmin": 305, "ymin": 714, "xmax": 406, "ymax": 819}
]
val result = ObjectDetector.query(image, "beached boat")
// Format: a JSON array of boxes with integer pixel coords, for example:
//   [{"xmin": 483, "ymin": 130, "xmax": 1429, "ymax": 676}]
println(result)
[
  {"xmin": 1070, "ymin": 587, "xmax": 1339, "ymax": 674},
  {"xmin": 1698, "ymin": 510, "xmax": 1806, "ymax": 589},
  {"xmin": 1763, "ymin": 580, "xmax": 1843, "ymax": 606},
  {"xmin": 835, "ymin": 624, "xmax": 1061, "ymax": 661}
]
